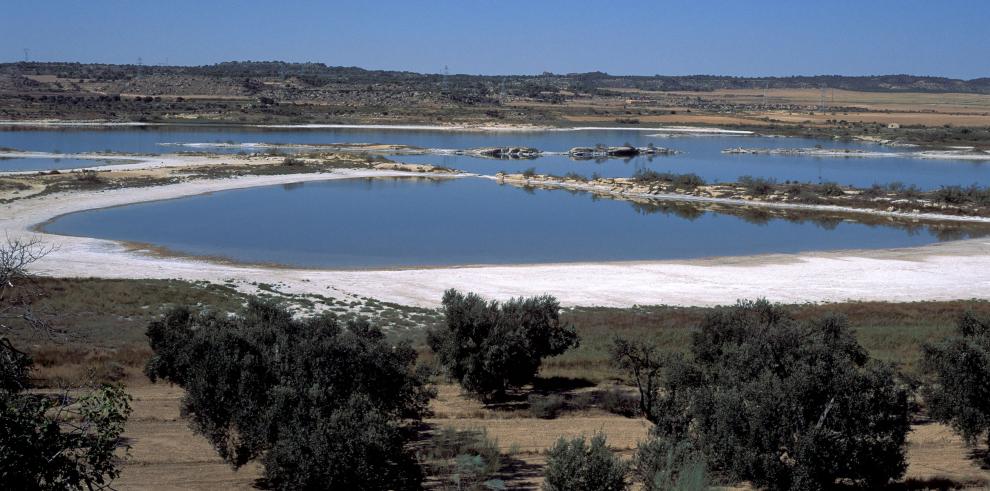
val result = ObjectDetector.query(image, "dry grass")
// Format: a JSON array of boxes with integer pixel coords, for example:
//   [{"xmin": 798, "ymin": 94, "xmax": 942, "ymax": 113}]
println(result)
[
  {"xmin": 538, "ymin": 300, "xmax": 990, "ymax": 383},
  {"xmin": 113, "ymin": 383, "xmax": 263, "ymax": 490}
]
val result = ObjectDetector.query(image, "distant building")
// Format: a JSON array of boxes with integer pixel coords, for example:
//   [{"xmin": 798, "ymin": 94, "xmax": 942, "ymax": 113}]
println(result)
[{"xmin": 887, "ymin": 123, "xmax": 901, "ymax": 129}]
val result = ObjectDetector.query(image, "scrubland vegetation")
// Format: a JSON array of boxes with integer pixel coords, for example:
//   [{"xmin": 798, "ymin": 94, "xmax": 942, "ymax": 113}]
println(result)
[{"xmin": 3, "ymin": 238, "xmax": 990, "ymax": 488}]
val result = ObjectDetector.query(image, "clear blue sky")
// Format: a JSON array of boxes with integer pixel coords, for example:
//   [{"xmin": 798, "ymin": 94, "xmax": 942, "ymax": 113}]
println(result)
[{"xmin": 3, "ymin": 0, "xmax": 988, "ymax": 78}]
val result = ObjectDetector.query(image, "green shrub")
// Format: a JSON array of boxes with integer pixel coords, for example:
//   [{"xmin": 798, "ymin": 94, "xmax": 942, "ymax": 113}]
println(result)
[
  {"xmin": 144, "ymin": 300, "xmax": 433, "ymax": 490},
  {"xmin": 630, "ymin": 169, "xmax": 705, "ymax": 188},
  {"xmin": 613, "ymin": 300, "xmax": 911, "ymax": 491},
  {"xmin": 528, "ymin": 393, "xmax": 566, "ymax": 419},
  {"xmin": 738, "ymin": 175, "xmax": 776, "ymax": 196},
  {"xmin": 599, "ymin": 387, "xmax": 640, "ymax": 418},
  {"xmin": 522, "ymin": 167, "xmax": 537, "ymax": 177},
  {"xmin": 420, "ymin": 427, "xmax": 505, "ymax": 490},
  {"xmin": 672, "ymin": 173, "xmax": 705, "ymax": 189},
  {"xmin": 543, "ymin": 432, "xmax": 628, "ymax": 491},
  {"xmin": 922, "ymin": 312, "xmax": 990, "ymax": 449},
  {"xmin": 633, "ymin": 437, "xmax": 708, "ymax": 491},
  {"xmin": 428, "ymin": 290, "xmax": 578, "ymax": 401},
  {"xmin": 819, "ymin": 181, "xmax": 845, "ymax": 197},
  {"xmin": 631, "ymin": 168, "xmax": 667, "ymax": 183}
]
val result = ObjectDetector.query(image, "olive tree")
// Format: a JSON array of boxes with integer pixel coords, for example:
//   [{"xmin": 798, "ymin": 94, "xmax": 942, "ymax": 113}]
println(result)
[
  {"xmin": 612, "ymin": 300, "xmax": 910, "ymax": 491},
  {"xmin": 145, "ymin": 300, "xmax": 434, "ymax": 490},
  {"xmin": 427, "ymin": 289, "xmax": 578, "ymax": 401},
  {"xmin": 922, "ymin": 312, "xmax": 990, "ymax": 449}
]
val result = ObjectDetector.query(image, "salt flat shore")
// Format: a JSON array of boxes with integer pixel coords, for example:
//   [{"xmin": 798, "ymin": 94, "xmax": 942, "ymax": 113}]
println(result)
[
  {"xmin": 3, "ymin": 160, "xmax": 989, "ymax": 307},
  {"xmin": 0, "ymin": 119, "xmax": 753, "ymax": 134}
]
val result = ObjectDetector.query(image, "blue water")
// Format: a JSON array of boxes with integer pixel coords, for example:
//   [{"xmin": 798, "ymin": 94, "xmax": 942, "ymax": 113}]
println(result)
[
  {"xmin": 41, "ymin": 177, "xmax": 980, "ymax": 269},
  {"xmin": 0, "ymin": 157, "xmax": 135, "ymax": 172},
  {"xmin": 2, "ymin": 125, "xmax": 988, "ymax": 188}
]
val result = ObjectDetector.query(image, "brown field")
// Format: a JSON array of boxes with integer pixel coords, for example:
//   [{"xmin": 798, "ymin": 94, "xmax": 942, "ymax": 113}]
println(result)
[{"xmin": 548, "ymin": 87, "xmax": 990, "ymax": 128}]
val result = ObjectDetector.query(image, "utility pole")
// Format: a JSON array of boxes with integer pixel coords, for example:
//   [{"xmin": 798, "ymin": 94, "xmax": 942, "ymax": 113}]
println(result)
[
  {"xmin": 820, "ymin": 83, "xmax": 827, "ymax": 113},
  {"xmin": 499, "ymin": 78, "xmax": 506, "ymax": 105},
  {"xmin": 763, "ymin": 81, "xmax": 769, "ymax": 109}
]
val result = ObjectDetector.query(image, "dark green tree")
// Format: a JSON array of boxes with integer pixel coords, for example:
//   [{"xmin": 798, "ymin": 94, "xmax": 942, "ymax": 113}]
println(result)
[
  {"xmin": 427, "ymin": 289, "xmax": 578, "ymax": 400},
  {"xmin": 145, "ymin": 300, "xmax": 434, "ymax": 490},
  {"xmin": 543, "ymin": 432, "xmax": 628, "ymax": 491},
  {"xmin": 612, "ymin": 300, "xmax": 910, "ymax": 491},
  {"xmin": 922, "ymin": 312, "xmax": 990, "ymax": 449}
]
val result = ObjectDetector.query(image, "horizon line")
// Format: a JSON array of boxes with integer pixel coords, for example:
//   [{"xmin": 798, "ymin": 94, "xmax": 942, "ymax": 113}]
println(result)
[{"xmin": 2, "ymin": 60, "xmax": 987, "ymax": 82}]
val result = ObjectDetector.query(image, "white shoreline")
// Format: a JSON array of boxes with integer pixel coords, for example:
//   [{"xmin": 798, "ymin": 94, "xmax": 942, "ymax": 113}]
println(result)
[
  {"xmin": 488, "ymin": 175, "xmax": 990, "ymax": 224},
  {"xmin": 0, "ymin": 152, "xmax": 238, "ymax": 175},
  {"xmin": 3, "ymin": 163, "xmax": 990, "ymax": 307},
  {"xmin": 0, "ymin": 120, "xmax": 753, "ymax": 135},
  {"xmin": 723, "ymin": 147, "xmax": 990, "ymax": 161}
]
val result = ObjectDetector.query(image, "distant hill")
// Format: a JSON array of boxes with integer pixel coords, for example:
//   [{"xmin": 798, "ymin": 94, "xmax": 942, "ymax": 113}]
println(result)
[{"xmin": 3, "ymin": 61, "xmax": 990, "ymax": 94}]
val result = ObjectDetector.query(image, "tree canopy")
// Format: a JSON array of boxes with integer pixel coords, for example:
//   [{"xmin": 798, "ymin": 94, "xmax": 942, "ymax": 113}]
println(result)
[
  {"xmin": 428, "ymin": 289, "xmax": 578, "ymax": 400},
  {"xmin": 612, "ymin": 300, "xmax": 910, "ymax": 491},
  {"xmin": 922, "ymin": 311, "xmax": 990, "ymax": 449},
  {"xmin": 145, "ymin": 300, "xmax": 434, "ymax": 490}
]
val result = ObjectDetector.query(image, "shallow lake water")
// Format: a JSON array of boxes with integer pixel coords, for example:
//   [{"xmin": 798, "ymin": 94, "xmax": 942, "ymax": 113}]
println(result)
[
  {"xmin": 2, "ymin": 125, "xmax": 988, "ymax": 188},
  {"xmin": 41, "ymin": 177, "xmax": 983, "ymax": 269}
]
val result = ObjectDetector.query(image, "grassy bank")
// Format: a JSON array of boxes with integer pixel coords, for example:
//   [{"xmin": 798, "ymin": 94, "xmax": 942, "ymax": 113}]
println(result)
[
  {"xmin": 541, "ymin": 301, "xmax": 990, "ymax": 382},
  {"xmin": 11, "ymin": 277, "xmax": 990, "ymax": 388}
]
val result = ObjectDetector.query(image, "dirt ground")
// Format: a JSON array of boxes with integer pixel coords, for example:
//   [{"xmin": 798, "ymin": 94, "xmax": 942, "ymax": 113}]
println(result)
[
  {"xmin": 112, "ymin": 382, "xmax": 990, "ymax": 490},
  {"xmin": 551, "ymin": 87, "xmax": 990, "ymax": 128}
]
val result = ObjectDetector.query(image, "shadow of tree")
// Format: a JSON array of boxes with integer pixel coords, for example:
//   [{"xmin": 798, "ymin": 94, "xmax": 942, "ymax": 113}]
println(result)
[{"xmin": 497, "ymin": 454, "xmax": 543, "ymax": 490}]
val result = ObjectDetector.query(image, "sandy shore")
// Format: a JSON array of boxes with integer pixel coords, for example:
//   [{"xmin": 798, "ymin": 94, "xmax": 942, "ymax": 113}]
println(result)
[
  {"xmin": 0, "ymin": 152, "xmax": 230, "ymax": 174},
  {"xmin": 3, "ymin": 161, "xmax": 989, "ymax": 307}
]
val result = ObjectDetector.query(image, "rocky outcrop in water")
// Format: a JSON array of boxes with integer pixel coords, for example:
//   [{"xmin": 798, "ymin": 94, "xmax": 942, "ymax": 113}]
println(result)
[
  {"xmin": 460, "ymin": 147, "xmax": 541, "ymax": 159},
  {"xmin": 568, "ymin": 145, "xmax": 677, "ymax": 160}
]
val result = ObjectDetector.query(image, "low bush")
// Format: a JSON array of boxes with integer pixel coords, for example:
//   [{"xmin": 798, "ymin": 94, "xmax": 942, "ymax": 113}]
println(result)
[
  {"xmin": 599, "ymin": 387, "xmax": 640, "ymax": 418},
  {"xmin": 863, "ymin": 183, "xmax": 886, "ymax": 198},
  {"xmin": 543, "ymin": 432, "xmax": 628, "ymax": 491},
  {"xmin": 932, "ymin": 185, "xmax": 990, "ymax": 206},
  {"xmin": 74, "ymin": 170, "xmax": 104, "ymax": 184},
  {"xmin": 634, "ymin": 437, "xmax": 709, "ymax": 491},
  {"xmin": 739, "ymin": 175, "xmax": 776, "ymax": 196},
  {"xmin": 630, "ymin": 169, "xmax": 706, "ymax": 188},
  {"xmin": 527, "ymin": 393, "xmax": 566, "ymax": 419},
  {"xmin": 420, "ymin": 427, "xmax": 505, "ymax": 490},
  {"xmin": 819, "ymin": 181, "xmax": 845, "ymax": 197},
  {"xmin": 672, "ymin": 173, "xmax": 706, "ymax": 189}
]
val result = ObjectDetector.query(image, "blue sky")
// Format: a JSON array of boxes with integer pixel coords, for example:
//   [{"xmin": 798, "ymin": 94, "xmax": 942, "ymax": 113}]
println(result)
[{"xmin": 3, "ymin": 1, "xmax": 988, "ymax": 78}]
